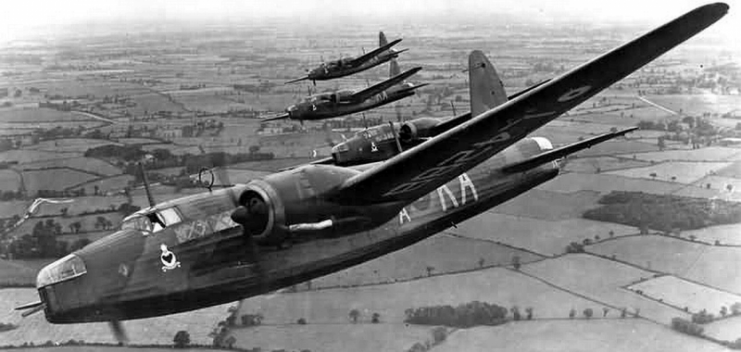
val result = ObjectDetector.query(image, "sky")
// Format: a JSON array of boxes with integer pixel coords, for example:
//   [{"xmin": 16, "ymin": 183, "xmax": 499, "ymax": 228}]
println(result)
[{"xmin": 0, "ymin": 0, "xmax": 737, "ymax": 45}]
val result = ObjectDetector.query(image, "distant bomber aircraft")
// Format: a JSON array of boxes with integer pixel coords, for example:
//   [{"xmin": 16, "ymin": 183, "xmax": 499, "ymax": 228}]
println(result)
[
  {"xmin": 15, "ymin": 3, "xmax": 727, "ymax": 345},
  {"xmin": 287, "ymin": 31, "xmax": 406, "ymax": 85},
  {"xmin": 266, "ymin": 62, "xmax": 426, "ymax": 123}
]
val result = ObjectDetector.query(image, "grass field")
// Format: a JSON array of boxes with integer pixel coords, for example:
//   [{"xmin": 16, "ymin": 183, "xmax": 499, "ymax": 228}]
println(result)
[
  {"xmin": 537, "ymin": 172, "xmax": 682, "ymax": 195},
  {"xmin": 491, "ymin": 189, "xmax": 601, "ymax": 221},
  {"xmin": 521, "ymin": 254, "xmax": 686, "ymax": 323},
  {"xmin": 30, "ymin": 139, "xmax": 121, "ymax": 154},
  {"xmin": 628, "ymin": 275, "xmax": 741, "ymax": 314},
  {"xmin": 693, "ymin": 175, "xmax": 741, "ymax": 192},
  {"xmin": 589, "ymin": 236, "xmax": 741, "ymax": 295},
  {"xmin": 21, "ymin": 169, "xmax": 99, "ymax": 193},
  {"xmin": 309, "ymin": 233, "xmax": 544, "ymax": 289},
  {"xmin": 0, "ymin": 288, "xmax": 231, "ymax": 346},
  {"xmin": 0, "ymin": 108, "xmax": 89, "ymax": 123},
  {"xmin": 74, "ymin": 174, "xmax": 134, "ymax": 194},
  {"xmin": 4, "ymin": 346, "xmax": 229, "ymax": 352},
  {"xmin": 624, "ymin": 147, "xmax": 741, "ymax": 163},
  {"xmin": 450, "ymin": 213, "xmax": 635, "ymax": 256},
  {"xmin": 0, "ymin": 150, "xmax": 80, "ymax": 164},
  {"xmin": 644, "ymin": 93, "xmax": 741, "ymax": 116},
  {"xmin": 563, "ymin": 156, "xmax": 651, "ymax": 174},
  {"xmin": 605, "ymin": 161, "xmax": 732, "ymax": 184},
  {"xmin": 434, "ymin": 319, "xmax": 727, "ymax": 352},
  {"xmin": 0, "ymin": 169, "xmax": 22, "ymax": 191},
  {"xmin": 18, "ymin": 157, "xmax": 121, "ymax": 177},
  {"xmin": 227, "ymin": 324, "xmax": 431, "ymax": 352},
  {"xmin": 0, "ymin": 200, "xmax": 29, "ymax": 219},
  {"xmin": 575, "ymin": 140, "xmax": 660, "ymax": 158},
  {"xmin": 683, "ymin": 223, "xmax": 741, "ymax": 245},
  {"xmin": 239, "ymin": 267, "xmax": 606, "ymax": 326},
  {"xmin": 705, "ymin": 315, "xmax": 741, "ymax": 342},
  {"xmin": 0, "ymin": 259, "xmax": 53, "ymax": 287}
]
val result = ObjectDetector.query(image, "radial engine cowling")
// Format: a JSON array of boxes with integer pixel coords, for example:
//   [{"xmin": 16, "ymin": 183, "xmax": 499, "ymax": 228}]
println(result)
[
  {"xmin": 398, "ymin": 117, "xmax": 443, "ymax": 144},
  {"xmin": 230, "ymin": 179, "xmax": 288, "ymax": 246}
]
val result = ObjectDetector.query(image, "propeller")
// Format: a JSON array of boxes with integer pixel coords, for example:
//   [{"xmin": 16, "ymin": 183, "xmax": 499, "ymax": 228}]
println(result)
[{"xmin": 109, "ymin": 320, "xmax": 129, "ymax": 345}]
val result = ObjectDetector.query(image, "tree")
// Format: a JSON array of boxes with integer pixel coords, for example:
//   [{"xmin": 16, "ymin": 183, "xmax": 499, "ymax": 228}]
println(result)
[
  {"xmin": 620, "ymin": 307, "xmax": 627, "ymax": 318},
  {"xmin": 569, "ymin": 308, "xmax": 576, "ymax": 319},
  {"xmin": 372, "ymin": 312, "xmax": 380, "ymax": 323},
  {"xmin": 583, "ymin": 308, "xmax": 593, "ymax": 319},
  {"xmin": 525, "ymin": 307, "xmax": 533, "ymax": 320},
  {"xmin": 60, "ymin": 208, "xmax": 68, "ymax": 217},
  {"xmin": 432, "ymin": 326, "xmax": 447, "ymax": 344},
  {"xmin": 731, "ymin": 302, "xmax": 741, "ymax": 315},
  {"xmin": 297, "ymin": 318, "xmax": 307, "ymax": 325},
  {"xmin": 478, "ymin": 257, "xmax": 485, "ymax": 268},
  {"xmin": 603, "ymin": 307, "xmax": 610, "ymax": 317},
  {"xmin": 720, "ymin": 306, "xmax": 728, "ymax": 317},
  {"xmin": 173, "ymin": 330, "xmax": 190, "ymax": 348},
  {"xmin": 223, "ymin": 336, "xmax": 236, "ymax": 349},
  {"xmin": 511, "ymin": 306, "xmax": 521, "ymax": 321},
  {"xmin": 349, "ymin": 309, "xmax": 360, "ymax": 323},
  {"xmin": 426, "ymin": 266, "xmax": 435, "ymax": 277}
]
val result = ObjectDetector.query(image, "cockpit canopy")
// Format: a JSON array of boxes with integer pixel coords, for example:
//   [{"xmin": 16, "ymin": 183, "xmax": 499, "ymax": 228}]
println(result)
[
  {"xmin": 121, "ymin": 207, "xmax": 182, "ymax": 234},
  {"xmin": 37, "ymin": 254, "xmax": 86, "ymax": 288}
]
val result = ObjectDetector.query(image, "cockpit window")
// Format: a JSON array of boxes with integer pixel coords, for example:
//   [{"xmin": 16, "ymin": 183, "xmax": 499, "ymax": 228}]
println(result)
[
  {"xmin": 36, "ymin": 254, "xmax": 87, "ymax": 288},
  {"xmin": 121, "ymin": 208, "xmax": 182, "ymax": 234}
]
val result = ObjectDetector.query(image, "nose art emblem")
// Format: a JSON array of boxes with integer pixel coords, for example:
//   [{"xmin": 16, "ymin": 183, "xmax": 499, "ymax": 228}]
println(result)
[{"xmin": 160, "ymin": 244, "xmax": 181, "ymax": 272}]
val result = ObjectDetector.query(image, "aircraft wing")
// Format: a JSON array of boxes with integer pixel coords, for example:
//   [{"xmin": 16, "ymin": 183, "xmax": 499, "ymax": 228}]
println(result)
[
  {"xmin": 350, "ymin": 67, "xmax": 422, "ymax": 103},
  {"xmin": 350, "ymin": 38, "xmax": 403, "ymax": 66},
  {"xmin": 261, "ymin": 113, "xmax": 290, "ymax": 121},
  {"xmin": 331, "ymin": 3, "xmax": 727, "ymax": 204}
]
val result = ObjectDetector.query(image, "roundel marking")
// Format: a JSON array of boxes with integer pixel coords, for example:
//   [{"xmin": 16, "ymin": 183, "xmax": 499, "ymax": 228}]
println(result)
[{"xmin": 558, "ymin": 85, "xmax": 592, "ymax": 103}]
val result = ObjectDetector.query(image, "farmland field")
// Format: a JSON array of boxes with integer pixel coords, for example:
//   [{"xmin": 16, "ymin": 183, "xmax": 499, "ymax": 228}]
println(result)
[
  {"xmin": 683, "ymin": 223, "xmax": 741, "ymax": 245},
  {"xmin": 563, "ymin": 156, "xmax": 651, "ymax": 174},
  {"xmin": 0, "ymin": 259, "xmax": 53, "ymax": 287},
  {"xmin": 18, "ymin": 157, "xmax": 121, "ymax": 176},
  {"xmin": 0, "ymin": 169, "xmax": 21, "ymax": 191},
  {"xmin": 309, "ymin": 233, "xmax": 544, "ymax": 289},
  {"xmin": 605, "ymin": 161, "xmax": 732, "ymax": 184},
  {"xmin": 574, "ymin": 140, "xmax": 660, "ymax": 157},
  {"xmin": 30, "ymin": 139, "xmax": 121, "ymax": 153},
  {"xmin": 451, "ymin": 213, "xmax": 635, "ymax": 256},
  {"xmin": 21, "ymin": 169, "xmax": 98, "ymax": 193},
  {"xmin": 644, "ymin": 94, "xmax": 741, "ymax": 116},
  {"xmin": 0, "ymin": 200, "xmax": 28, "ymax": 219},
  {"xmin": 521, "ymin": 254, "xmax": 686, "ymax": 323},
  {"xmin": 693, "ymin": 175, "xmax": 741, "ymax": 192},
  {"xmin": 705, "ymin": 316, "xmax": 741, "ymax": 342},
  {"xmin": 0, "ymin": 108, "xmax": 90, "ymax": 123},
  {"xmin": 491, "ymin": 189, "xmax": 601, "ymax": 220},
  {"xmin": 0, "ymin": 288, "xmax": 231, "ymax": 346},
  {"xmin": 589, "ymin": 236, "xmax": 741, "ymax": 295},
  {"xmin": 74, "ymin": 174, "xmax": 134, "ymax": 194},
  {"xmin": 0, "ymin": 150, "xmax": 79, "ymax": 164},
  {"xmin": 623, "ymin": 147, "xmax": 741, "ymax": 163},
  {"xmin": 434, "ymin": 320, "xmax": 728, "ymax": 352},
  {"xmin": 227, "ymin": 324, "xmax": 431, "ymax": 352},
  {"xmin": 628, "ymin": 275, "xmax": 741, "ymax": 314},
  {"xmin": 537, "ymin": 172, "xmax": 682, "ymax": 195},
  {"xmin": 21, "ymin": 196, "xmax": 128, "ymax": 217},
  {"xmin": 238, "ymin": 267, "xmax": 606, "ymax": 325}
]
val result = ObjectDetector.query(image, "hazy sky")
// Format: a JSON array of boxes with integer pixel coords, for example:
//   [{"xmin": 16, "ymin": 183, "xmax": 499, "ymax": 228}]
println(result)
[{"xmin": 0, "ymin": 0, "xmax": 737, "ymax": 45}]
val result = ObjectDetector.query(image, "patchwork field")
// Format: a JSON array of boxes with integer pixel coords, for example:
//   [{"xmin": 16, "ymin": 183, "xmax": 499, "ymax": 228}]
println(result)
[
  {"xmin": 563, "ymin": 156, "xmax": 651, "ymax": 174},
  {"xmin": 239, "ymin": 267, "xmax": 606, "ymax": 325},
  {"xmin": 434, "ymin": 320, "xmax": 728, "ymax": 352},
  {"xmin": 0, "ymin": 150, "xmax": 79, "ymax": 164},
  {"xmin": 537, "ymin": 172, "xmax": 682, "ymax": 195},
  {"xmin": 21, "ymin": 169, "xmax": 98, "ymax": 193},
  {"xmin": 0, "ymin": 108, "xmax": 90, "ymax": 123},
  {"xmin": 0, "ymin": 259, "xmax": 53, "ymax": 287},
  {"xmin": 227, "ymin": 324, "xmax": 432, "ymax": 352},
  {"xmin": 605, "ymin": 161, "xmax": 732, "ymax": 184},
  {"xmin": 693, "ymin": 175, "xmax": 741, "ymax": 192},
  {"xmin": 309, "ymin": 233, "xmax": 544, "ymax": 289},
  {"xmin": 705, "ymin": 316, "xmax": 741, "ymax": 342},
  {"xmin": 490, "ymin": 189, "xmax": 601, "ymax": 221},
  {"xmin": 589, "ymin": 236, "xmax": 741, "ymax": 295},
  {"xmin": 683, "ymin": 223, "xmax": 741, "ymax": 245},
  {"xmin": 575, "ymin": 140, "xmax": 660, "ymax": 157},
  {"xmin": 74, "ymin": 174, "xmax": 135, "ymax": 194},
  {"xmin": 0, "ymin": 200, "xmax": 29, "ymax": 219},
  {"xmin": 0, "ymin": 288, "xmax": 231, "ymax": 346},
  {"xmin": 628, "ymin": 275, "xmax": 741, "ymax": 314},
  {"xmin": 0, "ymin": 169, "xmax": 22, "ymax": 191},
  {"xmin": 521, "ymin": 254, "xmax": 686, "ymax": 323},
  {"xmin": 30, "ymin": 139, "xmax": 121, "ymax": 153},
  {"xmin": 451, "ymin": 213, "xmax": 635, "ymax": 256},
  {"xmin": 624, "ymin": 147, "xmax": 741, "ymax": 163},
  {"xmin": 18, "ymin": 157, "xmax": 121, "ymax": 176}
]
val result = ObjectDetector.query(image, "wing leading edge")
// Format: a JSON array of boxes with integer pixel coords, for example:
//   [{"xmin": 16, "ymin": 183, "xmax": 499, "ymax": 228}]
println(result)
[{"xmin": 331, "ymin": 3, "xmax": 728, "ymax": 204}]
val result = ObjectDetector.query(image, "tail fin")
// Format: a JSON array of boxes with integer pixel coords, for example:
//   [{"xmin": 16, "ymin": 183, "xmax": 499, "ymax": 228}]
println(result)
[
  {"xmin": 379, "ymin": 31, "xmax": 388, "ymax": 47},
  {"xmin": 468, "ymin": 50, "xmax": 507, "ymax": 117},
  {"xmin": 389, "ymin": 58, "xmax": 401, "ymax": 78}
]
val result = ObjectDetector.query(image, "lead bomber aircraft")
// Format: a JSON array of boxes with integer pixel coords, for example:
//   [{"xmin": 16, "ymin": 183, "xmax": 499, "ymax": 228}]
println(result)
[{"xmin": 16, "ymin": 3, "xmax": 728, "ymax": 343}]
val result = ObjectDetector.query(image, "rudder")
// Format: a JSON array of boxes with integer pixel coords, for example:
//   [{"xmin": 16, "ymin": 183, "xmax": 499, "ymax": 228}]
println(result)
[
  {"xmin": 389, "ymin": 58, "xmax": 401, "ymax": 78},
  {"xmin": 379, "ymin": 31, "xmax": 388, "ymax": 47},
  {"xmin": 468, "ymin": 50, "xmax": 507, "ymax": 117}
]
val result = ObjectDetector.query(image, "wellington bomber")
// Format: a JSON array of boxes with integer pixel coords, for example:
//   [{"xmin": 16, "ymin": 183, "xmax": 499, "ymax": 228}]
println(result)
[{"xmin": 15, "ymin": 3, "xmax": 729, "ymax": 344}]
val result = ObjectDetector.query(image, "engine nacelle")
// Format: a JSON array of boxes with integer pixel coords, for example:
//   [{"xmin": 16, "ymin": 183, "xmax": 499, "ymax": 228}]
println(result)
[
  {"xmin": 233, "ymin": 165, "xmax": 400, "ymax": 246},
  {"xmin": 399, "ymin": 117, "xmax": 442, "ymax": 144}
]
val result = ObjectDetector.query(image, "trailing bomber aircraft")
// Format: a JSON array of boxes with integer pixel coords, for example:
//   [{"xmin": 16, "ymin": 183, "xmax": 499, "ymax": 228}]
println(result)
[
  {"xmin": 265, "ymin": 62, "xmax": 426, "ymax": 123},
  {"xmin": 287, "ymin": 31, "xmax": 406, "ymax": 85},
  {"xmin": 317, "ymin": 50, "xmax": 551, "ymax": 166},
  {"xmin": 16, "ymin": 3, "xmax": 728, "ymax": 343}
]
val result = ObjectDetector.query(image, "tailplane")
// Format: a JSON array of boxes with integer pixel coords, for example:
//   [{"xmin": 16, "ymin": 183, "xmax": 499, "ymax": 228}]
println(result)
[{"xmin": 468, "ymin": 50, "xmax": 507, "ymax": 117}]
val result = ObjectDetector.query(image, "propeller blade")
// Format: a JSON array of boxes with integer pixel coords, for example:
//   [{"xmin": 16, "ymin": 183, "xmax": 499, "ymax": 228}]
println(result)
[
  {"xmin": 388, "ymin": 121, "xmax": 403, "ymax": 153},
  {"xmin": 286, "ymin": 76, "xmax": 310, "ymax": 84},
  {"xmin": 109, "ymin": 320, "xmax": 129, "ymax": 345}
]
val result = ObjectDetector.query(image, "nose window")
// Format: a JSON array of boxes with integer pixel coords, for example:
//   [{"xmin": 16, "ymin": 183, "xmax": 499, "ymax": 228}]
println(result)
[{"xmin": 37, "ymin": 254, "xmax": 87, "ymax": 288}]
